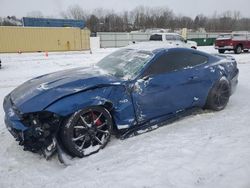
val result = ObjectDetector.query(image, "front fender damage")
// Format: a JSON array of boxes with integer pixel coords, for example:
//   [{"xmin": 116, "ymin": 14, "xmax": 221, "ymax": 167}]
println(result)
[
  {"xmin": 10, "ymin": 84, "xmax": 137, "ymax": 164},
  {"xmin": 45, "ymin": 86, "xmax": 114, "ymax": 116},
  {"xmin": 45, "ymin": 84, "xmax": 137, "ymax": 131}
]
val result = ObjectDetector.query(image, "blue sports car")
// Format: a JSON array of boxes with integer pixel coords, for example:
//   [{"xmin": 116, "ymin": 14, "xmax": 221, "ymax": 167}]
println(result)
[{"xmin": 3, "ymin": 44, "xmax": 239, "ymax": 162}]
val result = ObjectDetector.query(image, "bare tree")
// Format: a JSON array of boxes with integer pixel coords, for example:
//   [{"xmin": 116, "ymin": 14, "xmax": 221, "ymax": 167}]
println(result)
[
  {"xmin": 62, "ymin": 5, "xmax": 86, "ymax": 20},
  {"xmin": 6, "ymin": 5, "xmax": 250, "ymax": 31}
]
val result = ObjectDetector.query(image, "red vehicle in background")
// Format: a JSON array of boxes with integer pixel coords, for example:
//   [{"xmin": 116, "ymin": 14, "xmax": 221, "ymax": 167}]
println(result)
[{"xmin": 215, "ymin": 32, "xmax": 250, "ymax": 54}]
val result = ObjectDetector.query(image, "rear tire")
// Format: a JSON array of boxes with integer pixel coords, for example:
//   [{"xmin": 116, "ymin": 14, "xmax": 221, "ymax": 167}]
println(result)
[
  {"xmin": 205, "ymin": 77, "xmax": 231, "ymax": 111},
  {"xmin": 60, "ymin": 106, "xmax": 113, "ymax": 158},
  {"xmin": 234, "ymin": 45, "xmax": 242, "ymax": 54},
  {"xmin": 218, "ymin": 49, "xmax": 225, "ymax": 54}
]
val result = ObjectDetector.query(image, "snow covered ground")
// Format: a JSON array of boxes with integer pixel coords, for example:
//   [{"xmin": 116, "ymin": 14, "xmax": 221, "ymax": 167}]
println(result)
[{"xmin": 0, "ymin": 47, "xmax": 250, "ymax": 188}]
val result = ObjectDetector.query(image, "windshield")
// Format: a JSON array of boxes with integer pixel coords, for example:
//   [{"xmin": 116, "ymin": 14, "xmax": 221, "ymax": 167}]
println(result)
[
  {"xmin": 97, "ymin": 49, "xmax": 154, "ymax": 80},
  {"xmin": 217, "ymin": 34, "xmax": 232, "ymax": 40}
]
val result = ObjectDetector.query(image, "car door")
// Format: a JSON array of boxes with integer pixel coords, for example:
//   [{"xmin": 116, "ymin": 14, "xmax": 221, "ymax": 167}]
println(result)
[{"xmin": 131, "ymin": 49, "xmax": 209, "ymax": 123}]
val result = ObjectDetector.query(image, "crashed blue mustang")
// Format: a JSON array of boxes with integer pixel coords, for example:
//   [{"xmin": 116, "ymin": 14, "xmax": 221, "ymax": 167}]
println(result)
[{"xmin": 3, "ymin": 44, "xmax": 239, "ymax": 162}]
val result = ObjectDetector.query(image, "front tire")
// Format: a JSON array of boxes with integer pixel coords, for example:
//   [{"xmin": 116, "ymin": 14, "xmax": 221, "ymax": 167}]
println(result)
[
  {"xmin": 205, "ymin": 77, "xmax": 231, "ymax": 111},
  {"xmin": 60, "ymin": 106, "xmax": 113, "ymax": 158}
]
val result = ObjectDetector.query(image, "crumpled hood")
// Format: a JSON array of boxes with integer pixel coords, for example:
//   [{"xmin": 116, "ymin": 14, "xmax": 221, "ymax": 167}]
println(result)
[{"xmin": 10, "ymin": 66, "xmax": 121, "ymax": 113}]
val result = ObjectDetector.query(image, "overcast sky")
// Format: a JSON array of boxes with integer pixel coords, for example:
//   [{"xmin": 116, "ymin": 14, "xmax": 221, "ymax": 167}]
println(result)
[{"xmin": 0, "ymin": 0, "xmax": 249, "ymax": 18}]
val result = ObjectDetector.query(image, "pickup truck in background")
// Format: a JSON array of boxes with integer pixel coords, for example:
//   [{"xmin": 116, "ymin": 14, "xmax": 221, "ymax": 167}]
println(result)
[
  {"xmin": 215, "ymin": 32, "xmax": 250, "ymax": 54},
  {"xmin": 149, "ymin": 33, "xmax": 198, "ymax": 49}
]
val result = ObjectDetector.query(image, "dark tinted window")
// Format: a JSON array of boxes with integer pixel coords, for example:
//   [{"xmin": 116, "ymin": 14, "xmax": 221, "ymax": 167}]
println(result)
[
  {"xmin": 144, "ymin": 51, "xmax": 208, "ymax": 76},
  {"xmin": 149, "ymin": 34, "xmax": 162, "ymax": 41}
]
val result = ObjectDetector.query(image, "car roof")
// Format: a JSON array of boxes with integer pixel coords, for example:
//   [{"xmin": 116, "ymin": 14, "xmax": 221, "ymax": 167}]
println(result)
[
  {"xmin": 125, "ymin": 41, "xmax": 185, "ymax": 53},
  {"xmin": 125, "ymin": 42, "xmax": 212, "ymax": 58}
]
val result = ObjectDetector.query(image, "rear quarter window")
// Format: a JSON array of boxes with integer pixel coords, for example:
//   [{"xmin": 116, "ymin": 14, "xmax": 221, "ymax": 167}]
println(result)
[{"xmin": 143, "ymin": 51, "xmax": 208, "ymax": 76}]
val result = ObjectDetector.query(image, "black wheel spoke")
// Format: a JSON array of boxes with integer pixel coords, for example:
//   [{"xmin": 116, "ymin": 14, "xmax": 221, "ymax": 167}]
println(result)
[
  {"xmin": 93, "ymin": 136, "xmax": 103, "ymax": 145},
  {"xmin": 74, "ymin": 125, "xmax": 87, "ymax": 130},
  {"xmin": 80, "ymin": 115, "xmax": 91, "ymax": 128},
  {"xmin": 79, "ymin": 137, "xmax": 87, "ymax": 150},
  {"xmin": 215, "ymin": 95, "xmax": 221, "ymax": 106},
  {"xmin": 72, "ymin": 134, "xmax": 86, "ymax": 142},
  {"xmin": 96, "ymin": 129, "xmax": 110, "ymax": 135},
  {"xmin": 94, "ymin": 113, "xmax": 103, "ymax": 125},
  {"xmin": 96, "ymin": 122, "xmax": 107, "ymax": 129}
]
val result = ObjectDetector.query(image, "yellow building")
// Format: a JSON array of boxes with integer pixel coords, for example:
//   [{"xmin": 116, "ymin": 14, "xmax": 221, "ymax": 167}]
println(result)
[{"xmin": 0, "ymin": 26, "xmax": 90, "ymax": 53}]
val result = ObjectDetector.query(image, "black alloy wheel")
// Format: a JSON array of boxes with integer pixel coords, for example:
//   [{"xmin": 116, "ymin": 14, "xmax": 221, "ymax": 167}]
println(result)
[
  {"xmin": 60, "ymin": 106, "xmax": 112, "ymax": 157},
  {"xmin": 206, "ymin": 78, "xmax": 231, "ymax": 111}
]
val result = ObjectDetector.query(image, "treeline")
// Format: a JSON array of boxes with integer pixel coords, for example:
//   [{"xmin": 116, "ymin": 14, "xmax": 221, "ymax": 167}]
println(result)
[
  {"xmin": 61, "ymin": 6, "xmax": 250, "ymax": 32},
  {"xmin": 1, "ymin": 5, "xmax": 250, "ymax": 33},
  {"xmin": 0, "ymin": 16, "xmax": 22, "ymax": 26},
  {"xmin": 61, "ymin": 5, "xmax": 250, "ymax": 32}
]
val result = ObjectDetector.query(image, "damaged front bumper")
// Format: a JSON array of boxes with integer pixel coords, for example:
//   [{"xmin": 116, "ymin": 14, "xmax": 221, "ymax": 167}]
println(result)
[{"xmin": 3, "ymin": 94, "xmax": 60, "ymax": 157}]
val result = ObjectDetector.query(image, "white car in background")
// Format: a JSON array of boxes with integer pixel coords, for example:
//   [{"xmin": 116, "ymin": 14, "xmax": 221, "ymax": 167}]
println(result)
[{"xmin": 149, "ymin": 33, "xmax": 198, "ymax": 49}]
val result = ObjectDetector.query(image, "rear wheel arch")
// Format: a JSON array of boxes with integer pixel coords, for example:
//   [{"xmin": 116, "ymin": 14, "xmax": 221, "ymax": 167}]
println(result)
[{"xmin": 205, "ymin": 76, "xmax": 231, "ymax": 111}]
